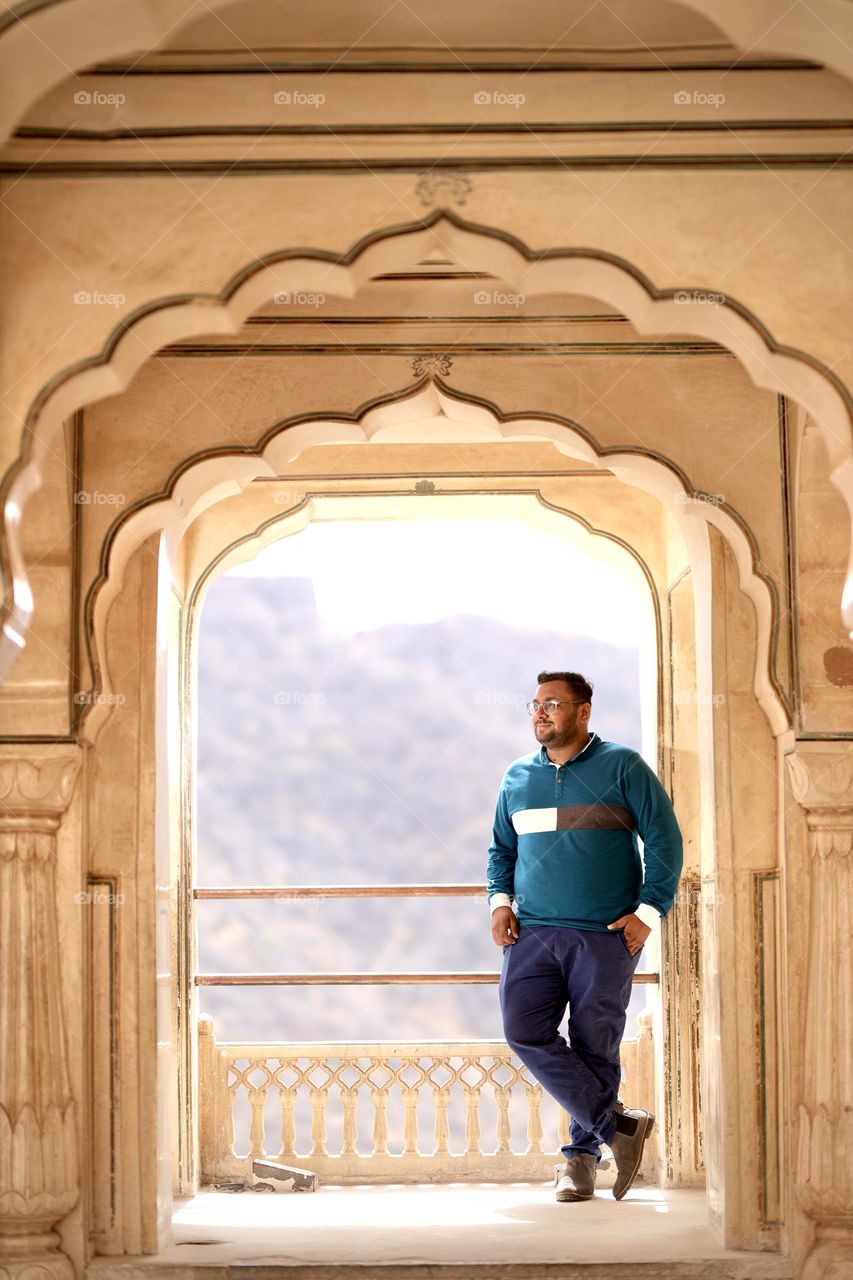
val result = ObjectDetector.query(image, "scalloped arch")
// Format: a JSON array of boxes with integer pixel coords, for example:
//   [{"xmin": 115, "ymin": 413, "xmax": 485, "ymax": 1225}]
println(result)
[
  {"xmin": 2, "ymin": 210, "xmax": 852, "ymax": 685},
  {"xmin": 78, "ymin": 378, "xmax": 791, "ymax": 745}
]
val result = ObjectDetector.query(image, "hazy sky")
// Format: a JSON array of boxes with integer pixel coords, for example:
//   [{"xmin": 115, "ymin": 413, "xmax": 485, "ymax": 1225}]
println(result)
[{"xmin": 228, "ymin": 519, "xmax": 650, "ymax": 646}]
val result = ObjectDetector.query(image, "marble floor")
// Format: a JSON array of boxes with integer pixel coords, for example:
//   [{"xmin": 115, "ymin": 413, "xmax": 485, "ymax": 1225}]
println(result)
[{"xmin": 87, "ymin": 1183, "xmax": 793, "ymax": 1278}]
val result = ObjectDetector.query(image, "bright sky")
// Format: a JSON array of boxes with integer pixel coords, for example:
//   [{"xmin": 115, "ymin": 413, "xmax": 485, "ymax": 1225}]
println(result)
[{"xmin": 228, "ymin": 519, "xmax": 648, "ymax": 645}]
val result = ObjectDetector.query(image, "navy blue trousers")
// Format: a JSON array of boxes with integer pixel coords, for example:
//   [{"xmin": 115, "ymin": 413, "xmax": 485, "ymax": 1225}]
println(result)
[{"xmin": 498, "ymin": 923, "xmax": 642, "ymax": 1162}]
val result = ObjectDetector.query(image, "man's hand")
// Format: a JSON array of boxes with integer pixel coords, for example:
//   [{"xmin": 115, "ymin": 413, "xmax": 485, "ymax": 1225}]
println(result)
[
  {"xmin": 607, "ymin": 913, "xmax": 651, "ymax": 955},
  {"xmin": 492, "ymin": 905, "xmax": 520, "ymax": 946}
]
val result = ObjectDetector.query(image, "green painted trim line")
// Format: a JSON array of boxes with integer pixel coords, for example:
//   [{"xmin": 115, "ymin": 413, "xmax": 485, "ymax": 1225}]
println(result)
[
  {"xmin": 251, "ymin": 469, "xmax": 615, "ymax": 480},
  {"xmin": 793, "ymin": 731, "xmax": 853, "ymax": 740},
  {"xmin": 665, "ymin": 565, "xmax": 693, "ymax": 798},
  {"xmin": 4, "ymin": 154, "xmax": 849, "ymax": 175},
  {"xmin": 70, "ymin": 409, "xmax": 84, "ymax": 733},
  {"xmin": 0, "ymin": 733, "xmax": 79, "ymax": 742},
  {"xmin": 0, "ymin": 0, "xmax": 68, "ymax": 35},
  {"xmin": 247, "ymin": 313, "xmax": 626, "ymax": 326},
  {"xmin": 755, "ymin": 871, "xmax": 782, "ymax": 1230},
  {"xmin": 157, "ymin": 342, "xmax": 730, "ymax": 358},
  {"xmin": 667, "ymin": 567, "xmax": 693, "ymax": 592},
  {"xmin": 174, "ymin": 587, "xmax": 194, "ymax": 1193},
  {"xmin": 87, "ymin": 875, "xmax": 118, "ymax": 1230},
  {"xmin": 761, "ymin": 560, "xmax": 789, "ymax": 716},
  {"xmin": 17, "ymin": 119, "xmax": 853, "ymax": 141},
  {"xmin": 84, "ymin": 58, "xmax": 823, "ymax": 75},
  {"xmin": 777, "ymin": 395, "xmax": 800, "ymax": 723}
]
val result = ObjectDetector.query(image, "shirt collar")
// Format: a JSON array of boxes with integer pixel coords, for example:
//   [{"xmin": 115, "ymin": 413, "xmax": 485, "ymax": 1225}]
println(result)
[{"xmin": 540, "ymin": 731, "xmax": 598, "ymax": 767}]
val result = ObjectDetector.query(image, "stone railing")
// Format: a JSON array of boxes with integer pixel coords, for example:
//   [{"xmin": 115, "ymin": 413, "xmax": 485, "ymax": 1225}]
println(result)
[{"xmin": 198, "ymin": 1011, "xmax": 656, "ymax": 1187}]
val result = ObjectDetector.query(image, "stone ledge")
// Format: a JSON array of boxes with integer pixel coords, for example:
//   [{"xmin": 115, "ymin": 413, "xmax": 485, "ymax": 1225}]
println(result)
[{"xmin": 87, "ymin": 1262, "xmax": 794, "ymax": 1279}]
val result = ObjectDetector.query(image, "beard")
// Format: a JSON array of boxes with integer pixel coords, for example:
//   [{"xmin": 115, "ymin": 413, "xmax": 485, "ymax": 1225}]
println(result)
[{"xmin": 534, "ymin": 715, "xmax": 579, "ymax": 748}]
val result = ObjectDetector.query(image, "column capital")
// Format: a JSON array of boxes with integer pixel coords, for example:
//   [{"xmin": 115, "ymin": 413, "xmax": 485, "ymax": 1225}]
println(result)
[
  {"xmin": 0, "ymin": 747, "xmax": 82, "ymax": 825},
  {"xmin": 786, "ymin": 740, "xmax": 853, "ymax": 815}
]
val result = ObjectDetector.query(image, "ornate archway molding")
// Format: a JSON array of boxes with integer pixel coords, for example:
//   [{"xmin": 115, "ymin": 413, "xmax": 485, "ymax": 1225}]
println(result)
[
  {"xmin": 78, "ymin": 377, "xmax": 791, "ymax": 745},
  {"xmin": 2, "ymin": 211, "xmax": 850, "ymax": 685},
  {"xmin": 0, "ymin": 0, "xmax": 850, "ymax": 150}
]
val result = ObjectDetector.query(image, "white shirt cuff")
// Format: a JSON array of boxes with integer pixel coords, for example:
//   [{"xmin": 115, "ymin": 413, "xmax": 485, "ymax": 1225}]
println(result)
[
  {"xmin": 634, "ymin": 902, "xmax": 661, "ymax": 930},
  {"xmin": 489, "ymin": 893, "xmax": 512, "ymax": 913}
]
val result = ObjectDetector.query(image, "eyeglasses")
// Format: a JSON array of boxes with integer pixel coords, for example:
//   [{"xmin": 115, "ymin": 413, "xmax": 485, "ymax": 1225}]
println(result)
[{"xmin": 526, "ymin": 699, "xmax": 586, "ymax": 716}]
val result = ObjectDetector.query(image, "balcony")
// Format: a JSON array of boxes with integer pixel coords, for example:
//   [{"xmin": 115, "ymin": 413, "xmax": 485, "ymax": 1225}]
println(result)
[
  {"xmin": 195, "ymin": 882, "xmax": 660, "ymax": 1188},
  {"xmin": 197, "ymin": 1012, "xmax": 656, "ymax": 1187}
]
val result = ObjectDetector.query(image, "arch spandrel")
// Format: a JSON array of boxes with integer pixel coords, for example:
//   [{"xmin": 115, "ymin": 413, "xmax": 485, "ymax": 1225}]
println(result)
[
  {"xmin": 75, "ymin": 376, "xmax": 791, "ymax": 746},
  {"xmin": 2, "ymin": 212, "xmax": 852, "ymax": 688}
]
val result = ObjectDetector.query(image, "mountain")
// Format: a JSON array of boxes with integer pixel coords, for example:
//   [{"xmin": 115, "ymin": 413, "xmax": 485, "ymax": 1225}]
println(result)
[{"xmin": 195, "ymin": 575, "xmax": 644, "ymax": 1042}]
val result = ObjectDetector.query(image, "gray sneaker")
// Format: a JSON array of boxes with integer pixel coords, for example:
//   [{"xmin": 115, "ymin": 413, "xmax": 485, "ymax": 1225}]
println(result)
[
  {"xmin": 609, "ymin": 1106, "xmax": 655, "ymax": 1200},
  {"xmin": 554, "ymin": 1153, "xmax": 597, "ymax": 1202}
]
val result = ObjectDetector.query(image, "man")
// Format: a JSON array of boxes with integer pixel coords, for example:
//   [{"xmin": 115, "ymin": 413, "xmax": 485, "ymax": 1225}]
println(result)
[{"xmin": 487, "ymin": 671, "xmax": 683, "ymax": 1203}]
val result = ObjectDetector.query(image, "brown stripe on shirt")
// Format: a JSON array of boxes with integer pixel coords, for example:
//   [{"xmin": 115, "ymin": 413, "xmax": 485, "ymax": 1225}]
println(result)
[{"xmin": 555, "ymin": 804, "xmax": 634, "ymax": 831}]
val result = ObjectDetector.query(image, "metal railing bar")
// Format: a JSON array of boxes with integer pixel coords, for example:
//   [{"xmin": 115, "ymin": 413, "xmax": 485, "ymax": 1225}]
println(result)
[
  {"xmin": 194, "ymin": 884, "xmax": 488, "ymax": 898},
  {"xmin": 195, "ymin": 971, "xmax": 659, "ymax": 985}
]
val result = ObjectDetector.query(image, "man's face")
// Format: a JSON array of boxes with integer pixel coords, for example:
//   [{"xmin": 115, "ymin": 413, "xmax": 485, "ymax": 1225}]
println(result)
[{"xmin": 531, "ymin": 681, "xmax": 589, "ymax": 749}]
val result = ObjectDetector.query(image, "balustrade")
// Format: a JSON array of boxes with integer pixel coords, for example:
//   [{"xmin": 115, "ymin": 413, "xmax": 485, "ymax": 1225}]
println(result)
[{"xmin": 198, "ymin": 1012, "xmax": 656, "ymax": 1187}]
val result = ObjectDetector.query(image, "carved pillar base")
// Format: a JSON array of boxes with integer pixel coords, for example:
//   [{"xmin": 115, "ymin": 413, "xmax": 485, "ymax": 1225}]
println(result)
[
  {"xmin": 787, "ymin": 743, "xmax": 853, "ymax": 1280},
  {"xmin": 0, "ymin": 1223, "xmax": 75, "ymax": 1280},
  {"xmin": 800, "ymin": 1229, "xmax": 853, "ymax": 1280},
  {"xmin": 0, "ymin": 751, "xmax": 82, "ymax": 1280}
]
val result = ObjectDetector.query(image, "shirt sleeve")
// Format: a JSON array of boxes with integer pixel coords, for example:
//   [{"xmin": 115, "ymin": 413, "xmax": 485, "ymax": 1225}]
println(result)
[
  {"xmin": 489, "ymin": 892, "xmax": 513, "ymax": 913},
  {"xmin": 634, "ymin": 901, "xmax": 662, "ymax": 930},
  {"xmin": 486, "ymin": 778, "xmax": 517, "ymax": 908},
  {"xmin": 620, "ymin": 753, "xmax": 684, "ymax": 919}
]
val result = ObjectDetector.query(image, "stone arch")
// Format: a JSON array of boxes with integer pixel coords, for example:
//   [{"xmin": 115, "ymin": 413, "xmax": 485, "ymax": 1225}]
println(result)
[
  {"xmin": 184, "ymin": 486, "xmax": 664, "ymax": 758},
  {"xmin": 0, "ymin": 0, "xmax": 850, "ymax": 149},
  {"xmin": 77, "ymin": 377, "xmax": 790, "ymax": 746},
  {"xmin": 2, "ymin": 211, "xmax": 850, "ymax": 684}
]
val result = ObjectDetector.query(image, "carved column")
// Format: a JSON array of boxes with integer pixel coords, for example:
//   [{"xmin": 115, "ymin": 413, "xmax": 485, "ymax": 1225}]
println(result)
[
  {"xmin": 787, "ymin": 742, "xmax": 853, "ymax": 1280},
  {"xmin": 0, "ymin": 750, "xmax": 82, "ymax": 1280}
]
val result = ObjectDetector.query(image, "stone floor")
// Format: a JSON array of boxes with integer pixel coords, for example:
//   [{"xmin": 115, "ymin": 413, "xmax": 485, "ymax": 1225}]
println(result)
[{"xmin": 86, "ymin": 1184, "xmax": 793, "ymax": 1279}]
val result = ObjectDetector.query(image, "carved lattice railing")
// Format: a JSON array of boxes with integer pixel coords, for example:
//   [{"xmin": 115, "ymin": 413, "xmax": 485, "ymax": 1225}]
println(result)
[{"xmin": 198, "ymin": 1012, "xmax": 656, "ymax": 1186}]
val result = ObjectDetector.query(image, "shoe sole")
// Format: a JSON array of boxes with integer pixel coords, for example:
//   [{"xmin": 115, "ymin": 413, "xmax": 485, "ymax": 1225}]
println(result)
[{"xmin": 613, "ymin": 1112, "xmax": 655, "ymax": 1201}]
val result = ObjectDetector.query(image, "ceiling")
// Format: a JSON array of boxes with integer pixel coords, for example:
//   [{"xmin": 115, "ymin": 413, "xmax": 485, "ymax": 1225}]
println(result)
[{"xmin": 153, "ymin": 1, "xmax": 730, "ymax": 58}]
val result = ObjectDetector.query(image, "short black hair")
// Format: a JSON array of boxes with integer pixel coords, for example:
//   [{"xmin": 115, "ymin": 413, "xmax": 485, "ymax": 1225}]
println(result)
[{"xmin": 536, "ymin": 671, "xmax": 593, "ymax": 703}]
